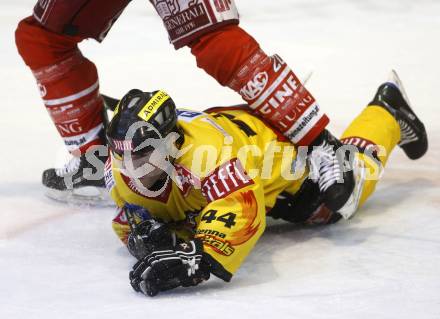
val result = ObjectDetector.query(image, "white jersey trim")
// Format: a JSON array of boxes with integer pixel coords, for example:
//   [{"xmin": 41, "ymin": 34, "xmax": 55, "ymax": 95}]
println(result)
[{"xmin": 43, "ymin": 80, "xmax": 99, "ymax": 106}]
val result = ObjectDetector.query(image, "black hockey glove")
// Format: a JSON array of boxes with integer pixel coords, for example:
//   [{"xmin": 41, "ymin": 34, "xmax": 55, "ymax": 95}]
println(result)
[
  {"xmin": 127, "ymin": 219, "xmax": 176, "ymax": 260},
  {"xmin": 269, "ymin": 179, "xmax": 342, "ymax": 225},
  {"xmin": 129, "ymin": 239, "xmax": 210, "ymax": 297}
]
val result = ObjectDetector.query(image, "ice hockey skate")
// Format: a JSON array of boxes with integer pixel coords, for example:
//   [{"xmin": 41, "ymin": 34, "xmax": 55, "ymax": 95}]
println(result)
[
  {"xmin": 307, "ymin": 129, "xmax": 355, "ymax": 213},
  {"xmin": 42, "ymin": 146, "xmax": 110, "ymax": 205},
  {"xmin": 41, "ymin": 95, "xmax": 118, "ymax": 206},
  {"xmin": 369, "ymin": 70, "xmax": 428, "ymax": 159}
]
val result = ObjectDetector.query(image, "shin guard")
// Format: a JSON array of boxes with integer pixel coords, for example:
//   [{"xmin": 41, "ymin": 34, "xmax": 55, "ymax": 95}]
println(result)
[
  {"xmin": 16, "ymin": 17, "xmax": 104, "ymax": 154},
  {"xmin": 191, "ymin": 25, "xmax": 329, "ymax": 146}
]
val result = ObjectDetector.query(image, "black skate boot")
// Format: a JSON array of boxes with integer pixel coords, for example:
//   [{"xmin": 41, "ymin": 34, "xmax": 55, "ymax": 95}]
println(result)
[
  {"xmin": 308, "ymin": 130, "xmax": 355, "ymax": 212},
  {"xmin": 369, "ymin": 70, "xmax": 428, "ymax": 160},
  {"xmin": 42, "ymin": 144, "xmax": 110, "ymax": 205},
  {"xmin": 269, "ymin": 130, "xmax": 362, "ymax": 223}
]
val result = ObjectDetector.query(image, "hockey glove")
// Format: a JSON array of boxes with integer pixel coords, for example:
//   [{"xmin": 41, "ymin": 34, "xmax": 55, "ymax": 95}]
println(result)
[
  {"xmin": 129, "ymin": 239, "xmax": 210, "ymax": 297},
  {"xmin": 269, "ymin": 179, "xmax": 342, "ymax": 225},
  {"xmin": 127, "ymin": 219, "xmax": 176, "ymax": 260}
]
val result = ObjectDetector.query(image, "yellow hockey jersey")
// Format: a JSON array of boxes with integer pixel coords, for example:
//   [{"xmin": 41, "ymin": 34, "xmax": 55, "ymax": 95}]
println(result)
[
  {"xmin": 107, "ymin": 103, "xmax": 401, "ymax": 281},
  {"xmin": 107, "ymin": 106, "xmax": 306, "ymax": 280}
]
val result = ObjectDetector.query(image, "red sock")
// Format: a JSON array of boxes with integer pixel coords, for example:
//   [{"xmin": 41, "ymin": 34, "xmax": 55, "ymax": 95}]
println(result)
[{"xmin": 16, "ymin": 17, "xmax": 104, "ymax": 155}]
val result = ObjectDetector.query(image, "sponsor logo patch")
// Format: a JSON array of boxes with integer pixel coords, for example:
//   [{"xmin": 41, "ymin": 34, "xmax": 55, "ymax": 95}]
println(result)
[
  {"xmin": 196, "ymin": 228, "xmax": 227, "ymax": 239},
  {"xmin": 286, "ymin": 103, "xmax": 320, "ymax": 140},
  {"xmin": 56, "ymin": 119, "xmax": 83, "ymax": 135},
  {"xmin": 153, "ymin": 1, "xmax": 211, "ymax": 43},
  {"xmin": 201, "ymin": 158, "xmax": 254, "ymax": 203},
  {"xmin": 64, "ymin": 137, "xmax": 87, "ymax": 147},
  {"xmin": 196, "ymin": 233, "xmax": 235, "ymax": 256},
  {"xmin": 104, "ymin": 158, "xmax": 115, "ymax": 191},
  {"xmin": 137, "ymin": 90, "xmax": 170, "ymax": 121},
  {"xmin": 240, "ymin": 72, "xmax": 269, "ymax": 101}
]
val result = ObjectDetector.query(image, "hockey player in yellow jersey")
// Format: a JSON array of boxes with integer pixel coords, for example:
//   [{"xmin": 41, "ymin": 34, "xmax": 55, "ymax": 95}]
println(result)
[{"xmin": 105, "ymin": 71, "xmax": 427, "ymax": 296}]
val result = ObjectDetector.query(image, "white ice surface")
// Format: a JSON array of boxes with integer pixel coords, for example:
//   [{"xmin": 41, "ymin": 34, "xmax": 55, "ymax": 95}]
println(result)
[{"xmin": 1, "ymin": 1, "xmax": 440, "ymax": 318}]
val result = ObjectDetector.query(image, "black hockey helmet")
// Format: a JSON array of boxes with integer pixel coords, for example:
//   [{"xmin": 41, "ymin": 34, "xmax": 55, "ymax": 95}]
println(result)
[{"xmin": 106, "ymin": 89, "xmax": 178, "ymax": 157}]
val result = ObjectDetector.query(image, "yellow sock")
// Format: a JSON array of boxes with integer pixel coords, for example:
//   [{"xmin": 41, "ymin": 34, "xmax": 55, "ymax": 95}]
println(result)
[{"xmin": 341, "ymin": 105, "xmax": 401, "ymax": 207}]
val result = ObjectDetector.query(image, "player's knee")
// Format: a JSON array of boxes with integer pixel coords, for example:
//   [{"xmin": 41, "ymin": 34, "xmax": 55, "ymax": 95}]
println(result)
[{"xmin": 15, "ymin": 16, "xmax": 78, "ymax": 69}]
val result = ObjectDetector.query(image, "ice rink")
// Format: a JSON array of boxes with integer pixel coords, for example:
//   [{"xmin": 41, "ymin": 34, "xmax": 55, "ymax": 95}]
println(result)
[{"xmin": 1, "ymin": 1, "xmax": 439, "ymax": 318}]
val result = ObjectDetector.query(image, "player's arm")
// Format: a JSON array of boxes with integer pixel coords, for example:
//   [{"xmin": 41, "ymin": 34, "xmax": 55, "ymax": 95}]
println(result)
[
  {"xmin": 107, "ymin": 154, "xmax": 171, "ymax": 252},
  {"xmin": 108, "ymin": 163, "xmax": 182, "ymax": 261},
  {"xmin": 129, "ymin": 158, "xmax": 266, "ymax": 296}
]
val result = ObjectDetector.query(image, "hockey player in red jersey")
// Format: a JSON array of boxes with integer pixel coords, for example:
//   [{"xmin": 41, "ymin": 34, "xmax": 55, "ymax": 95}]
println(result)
[{"xmin": 15, "ymin": 0, "xmax": 352, "ymax": 211}]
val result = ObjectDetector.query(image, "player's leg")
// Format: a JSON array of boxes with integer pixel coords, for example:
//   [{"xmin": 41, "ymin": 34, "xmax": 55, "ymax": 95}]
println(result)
[
  {"xmin": 270, "ymin": 71, "xmax": 428, "ymax": 224},
  {"xmin": 15, "ymin": 17, "xmax": 103, "ymax": 154},
  {"xmin": 149, "ymin": 0, "xmax": 326, "ymax": 143},
  {"xmin": 15, "ymin": 0, "xmax": 130, "ymax": 202},
  {"xmin": 340, "ymin": 70, "xmax": 428, "ymax": 211},
  {"xmin": 149, "ymin": 0, "xmax": 353, "ymax": 212}
]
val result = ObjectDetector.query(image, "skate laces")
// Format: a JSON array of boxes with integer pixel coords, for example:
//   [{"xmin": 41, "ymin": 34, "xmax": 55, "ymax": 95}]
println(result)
[
  {"xmin": 55, "ymin": 156, "xmax": 82, "ymax": 177},
  {"xmin": 398, "ymin": 120, "xmax": 418, "ymax": 146},
  {"xmin": 308, "ymin": 142, "xmax": 342, "ymax": 192}
]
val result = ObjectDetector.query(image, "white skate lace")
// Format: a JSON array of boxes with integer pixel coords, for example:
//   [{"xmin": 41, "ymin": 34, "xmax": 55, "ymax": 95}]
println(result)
[
  {"xmin": 308, "ymin": 142, "xmax": 342, "ymax": 192},
  {"xmin": 398, "ymin": 120, "xmax": 418, "ymax": 146},
  {"xmin": 55, "ymin": 156, "xmax": 81, "ymax": 177}
]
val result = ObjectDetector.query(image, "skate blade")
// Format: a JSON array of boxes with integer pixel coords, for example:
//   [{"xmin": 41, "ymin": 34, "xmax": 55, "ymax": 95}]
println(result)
[
  {"xmin": 337, "ymin": 156, "xmax": 369, "ymax": 220},
  {"xmin": 44, "ymin": 186, "xmax": 115, "ymax": 207},
  {"xmin": 388, "ymin": 70, "xmax": 412, "ymax": 107}
]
